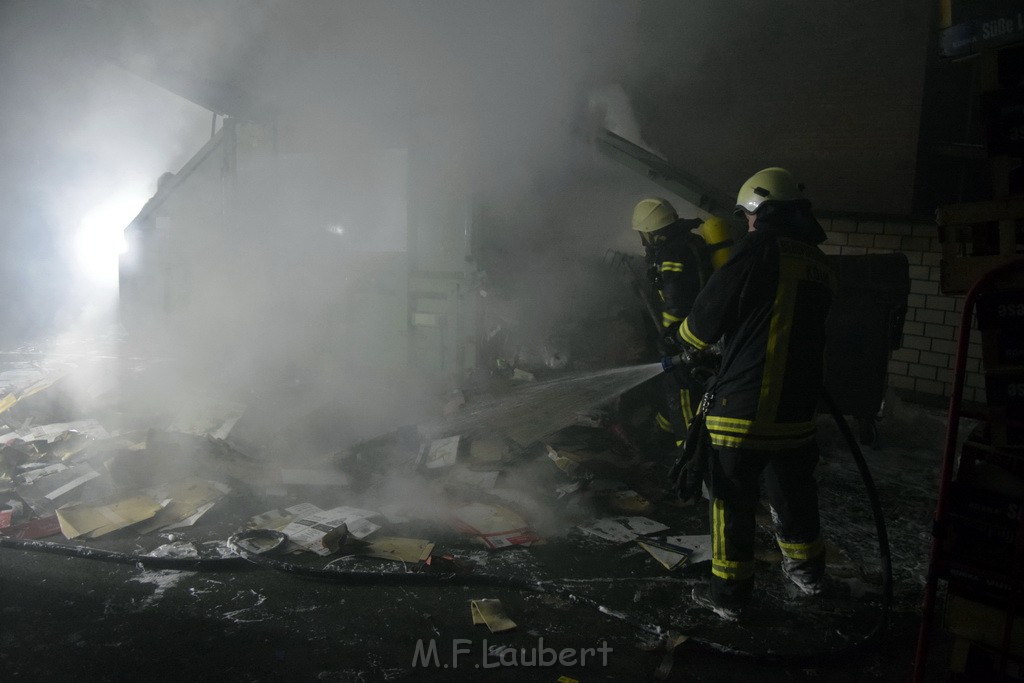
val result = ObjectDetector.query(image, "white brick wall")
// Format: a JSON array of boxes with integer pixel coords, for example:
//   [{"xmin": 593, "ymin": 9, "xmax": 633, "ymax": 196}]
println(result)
[{"xmin": 823, "ymin": 217, "xmax": 986, "ymax": 405}]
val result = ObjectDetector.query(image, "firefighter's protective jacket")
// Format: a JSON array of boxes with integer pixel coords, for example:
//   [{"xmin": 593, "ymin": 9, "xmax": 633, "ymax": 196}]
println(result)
[
  {"xmin": 677, "ymin": 205, "xmax": 835, "ymax": 450},
  {"xmin": 646, "ymin": 220, "xmax": 712, "ymax": 434}
]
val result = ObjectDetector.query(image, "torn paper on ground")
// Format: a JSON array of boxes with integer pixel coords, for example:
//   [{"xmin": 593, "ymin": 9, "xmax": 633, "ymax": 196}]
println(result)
[
  {"xmin": 638, "ymin": 538, "xmax": 694, "ymax": 571},
  {"xmin": 450, "ymin": 503, "xmax": 539, "ymax": 549},
  {"xmin": 420, "ymin": 435, "xmax": 460, "ymax": 469},
  {"xmin": 470, "ymin": 599, "xmax": 517, "ymax": 633},
  {"xmin": 660, "ymin": 534, "xmax": 712, "ymax": 564},
  {"xmin": 576, "ymin": 517, "xmax": 670, "ymax": 543},
  {"xmin": 0, "ymin": 419, "xmax": 110, "ymax": 445},
  {"xmin": 18, "ymin": 463, "xmax": 68, "ymax": 485},
  {"xmin": 282, "ymin": 505, "xmax": 381, "ymax": 556},
  {"xmin": 17, "ymin": 463, "xmax": 101, "ymax": 514}
]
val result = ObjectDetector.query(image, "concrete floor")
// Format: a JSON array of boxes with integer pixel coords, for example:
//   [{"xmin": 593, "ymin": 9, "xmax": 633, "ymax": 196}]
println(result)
[{"xmin": 0, "ymin": 344, "xmax": 955, "ymax": 681}]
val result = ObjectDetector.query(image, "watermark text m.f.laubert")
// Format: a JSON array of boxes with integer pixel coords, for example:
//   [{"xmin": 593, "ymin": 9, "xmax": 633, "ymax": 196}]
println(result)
[{"xmin": 412, "ymin": 638, "xmax": 613, "ymax": 669}]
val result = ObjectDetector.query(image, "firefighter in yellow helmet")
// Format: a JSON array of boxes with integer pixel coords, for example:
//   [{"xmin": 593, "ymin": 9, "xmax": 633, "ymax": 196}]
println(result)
[
  {"xmin": 631, "ymin": 197, "xmax": 712, "ymax": 444},
  {"xmin": 673, "ymin": 167, "xmax": 836, "ymax": 620}
]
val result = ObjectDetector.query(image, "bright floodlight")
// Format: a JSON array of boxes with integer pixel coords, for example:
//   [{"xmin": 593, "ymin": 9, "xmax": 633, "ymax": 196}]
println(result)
[{"xmin": 75, "ymin": 194, "xmax": 141, "ymax": 287}]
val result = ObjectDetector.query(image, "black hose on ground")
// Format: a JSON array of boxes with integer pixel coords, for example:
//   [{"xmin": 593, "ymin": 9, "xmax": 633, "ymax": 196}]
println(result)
[
  {"xmin": 226, "ymin": 529, "xmax": 670, "ymax": 638},
  {"xmin": 226, "ymin": 528, "xmax": 543, "ymax": 590},
  {"xmin": 0, "ymin": 534, "xmax": 246, "ymax": 570},
  {"xmin": 0, "ymin": 527, "xmax": 668, "ymax": 640}
]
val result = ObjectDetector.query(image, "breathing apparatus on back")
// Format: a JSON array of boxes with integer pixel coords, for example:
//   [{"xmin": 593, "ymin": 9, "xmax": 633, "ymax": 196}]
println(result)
[{"xmin": 698, "ymin": 216, "xmax": 734, "ymax": 271}]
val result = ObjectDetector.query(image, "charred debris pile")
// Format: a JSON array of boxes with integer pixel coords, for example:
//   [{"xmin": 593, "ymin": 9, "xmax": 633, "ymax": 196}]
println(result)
[{"xmin": 0, "ymin": 349, "xmax": 710, "ymax": 578}]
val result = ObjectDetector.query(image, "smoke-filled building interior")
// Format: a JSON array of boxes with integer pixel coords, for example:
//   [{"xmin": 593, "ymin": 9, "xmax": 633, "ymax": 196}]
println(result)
[{"xmin": 2, "ymin": 1, "xmax": 1023, "ymax": 681}]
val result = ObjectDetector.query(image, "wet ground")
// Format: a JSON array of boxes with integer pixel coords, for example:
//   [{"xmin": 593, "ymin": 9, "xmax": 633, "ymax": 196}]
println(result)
[{"xmin": 0, "ymin": 337, "xmax": 956, "ymax": 681}]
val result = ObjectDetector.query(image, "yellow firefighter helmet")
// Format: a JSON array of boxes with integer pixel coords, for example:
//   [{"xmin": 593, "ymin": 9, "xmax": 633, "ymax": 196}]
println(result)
[
  {"xmin": 734, "ymin": 167, "xmax": 804, "ymax": 215},
  {"xmin": 631, "ymin": 197, "xmax": 678, "ymax": 233}
]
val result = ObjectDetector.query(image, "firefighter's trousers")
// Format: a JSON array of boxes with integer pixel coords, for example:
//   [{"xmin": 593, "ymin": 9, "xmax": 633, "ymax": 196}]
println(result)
[{"xmin": 707, "ymin": 441, "xmax": 825, "ymax": 607}]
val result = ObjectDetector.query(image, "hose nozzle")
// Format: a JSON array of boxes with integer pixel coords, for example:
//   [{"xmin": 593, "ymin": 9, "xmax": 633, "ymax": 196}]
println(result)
[{"xmin": 661, "ymin": 350, "xmax": 695, "ymax": 372}]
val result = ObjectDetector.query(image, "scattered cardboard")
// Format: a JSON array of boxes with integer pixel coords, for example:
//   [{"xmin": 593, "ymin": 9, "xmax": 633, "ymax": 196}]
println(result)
[
  {"xmin": 470, "ymin": 599, "xmax": 517, "ymax": 633},
  {"xmin": 361, "ymin": 536, "xmax": 434, "ymax": 563},
  {"xmin": 420, "ymin": 435, "xmax": 460, "ymax": 469},
  {"xmin": 136, "ymin": 478, "xmax": 230, "ymax": 534},
  {"xmin": 56, "ymin": 495, "xmax": 162, "ymax": 539},
  {"xmin": 51, "ymin": 432, "xmax": 96, "ymax": 462},
  {"xmin": 450, "ymin": 502, "xmax": 539, "ymax": 549},
  {"xmin": 163, "ymin": 502, "xmax": 216, "ymax": 530}
]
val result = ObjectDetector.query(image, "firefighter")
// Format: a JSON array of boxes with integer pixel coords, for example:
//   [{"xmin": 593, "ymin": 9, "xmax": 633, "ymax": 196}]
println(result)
[
  {"xmin": 630, "ymin": 197, "xmax": 712, "ymax": 446},
  {"xmin": 674, "ymin": 167, "xmax": 836, "ymax": 620}
]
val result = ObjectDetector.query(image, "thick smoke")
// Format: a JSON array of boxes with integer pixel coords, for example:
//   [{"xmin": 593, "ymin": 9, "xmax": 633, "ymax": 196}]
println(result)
[
  {"xmin": 91, "ymin": 1, "xmax": 659, "ymax": 457},
  {"xmin": 0, "ymin": 1, "xmax": 661, "ymax": 478},
  {"xmin": 0, "ymin": 0, "xmax": 934, "ymax": 481}
]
